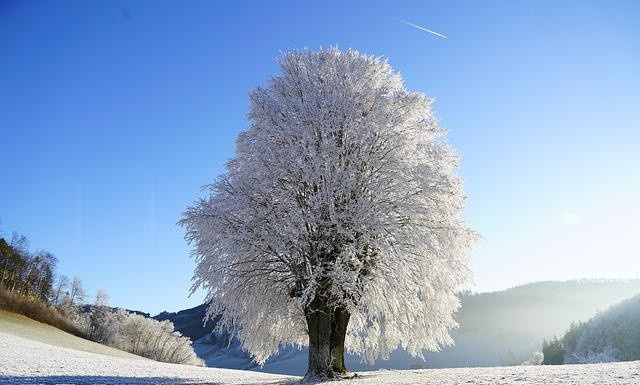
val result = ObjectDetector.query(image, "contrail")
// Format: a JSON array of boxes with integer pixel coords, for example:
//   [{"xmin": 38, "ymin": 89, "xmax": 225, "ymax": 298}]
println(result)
[{"xmin": 394, "ymin": 18, "xmax": 447, "ymax": 39}]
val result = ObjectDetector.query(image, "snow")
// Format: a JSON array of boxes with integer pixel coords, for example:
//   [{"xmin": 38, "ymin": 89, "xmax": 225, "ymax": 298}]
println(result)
[
  {"xmin": 2, "ymin": 330, "xmax": 640, "ymax": 384},
  {"xmin": 0, "ymin": 331, "xmax": 295, "ymax": 384}
]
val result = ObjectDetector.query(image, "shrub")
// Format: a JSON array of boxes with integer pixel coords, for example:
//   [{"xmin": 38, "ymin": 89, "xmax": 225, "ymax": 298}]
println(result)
[
  {"xmin": 521, "ymin": 351, "xmax": 544, "ymax": 365},
  {"xmin": 79, "ymin": 305, "xmax": 203, "ymax": 366}
]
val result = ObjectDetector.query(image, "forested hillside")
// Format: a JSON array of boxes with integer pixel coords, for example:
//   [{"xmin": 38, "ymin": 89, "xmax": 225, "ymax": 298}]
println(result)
[{"xmin": 547, "ymin": 292, "xmax": 640, "ymax": 364}]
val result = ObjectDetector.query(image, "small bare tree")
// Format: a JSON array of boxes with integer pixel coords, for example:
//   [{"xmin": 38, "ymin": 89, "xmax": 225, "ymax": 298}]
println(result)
[
  {"xmin": 69, "ymin": 276, "xmax": 86, "ymax": 305},
  {"xmin": 52, "ymin": 275, "xmax": 69, "ymax": 305}
]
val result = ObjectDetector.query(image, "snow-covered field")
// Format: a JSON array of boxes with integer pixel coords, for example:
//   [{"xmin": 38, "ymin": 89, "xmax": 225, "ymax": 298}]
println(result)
[
  {"xmin": 2, "ymin": 330, "xmax": 640, "ymax": 385},
  {"xmin": 0, "ymin": 331, "xmax": 295, "ymax": 385},
  {"xmin": 1, "ymin": 311, "xmax": 639, "ymax": 385}
]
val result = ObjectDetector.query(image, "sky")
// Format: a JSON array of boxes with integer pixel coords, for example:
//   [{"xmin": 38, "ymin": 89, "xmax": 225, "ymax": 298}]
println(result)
[{"xmin": 0, "ymin": 0, "xmax": 638, "ymax": 316}]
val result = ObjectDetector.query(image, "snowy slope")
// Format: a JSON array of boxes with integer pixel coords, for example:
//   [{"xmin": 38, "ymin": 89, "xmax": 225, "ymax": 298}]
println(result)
[
  {"xmin": 0, "ymin": 310, "xmax": 142, "ymax": 360},
  {"xmin": 2, "ymin": 330, "xmax": 640, "ymax": 384}
]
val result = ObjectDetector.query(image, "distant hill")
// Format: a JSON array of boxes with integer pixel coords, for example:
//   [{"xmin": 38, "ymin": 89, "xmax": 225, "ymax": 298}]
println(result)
[
  {"xmin": 560, "ymin": 292, "xmax": 640, "ymax": 363},
  {"xmin": 425, "ymin": 279, "xmax": 640, "ymax": 369},
  {"xmin": 154, "ymin": 304, "xmax": 215, "ymax": 341},
  {"xmin": 156, "ymin": 279, "xmax": 640, "ymax": 375},
  {"xmin": 458, "ymin": 280, "xmax": 640, "ymax": 337},
  {"xmin": 80, "ymin": 304, "xmax": 150, "ymax": 319}
]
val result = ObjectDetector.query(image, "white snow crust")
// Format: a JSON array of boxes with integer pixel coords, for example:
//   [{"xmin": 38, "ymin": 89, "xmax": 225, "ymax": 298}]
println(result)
[{"xmin": 2, "ymin": 331, "xmax": 639, "ymax": 384}]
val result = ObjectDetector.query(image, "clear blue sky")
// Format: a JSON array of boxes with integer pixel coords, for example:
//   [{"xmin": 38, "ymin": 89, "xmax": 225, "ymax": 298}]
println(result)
[{"xmin": 1, "ymin": 0, "xmax": 638, "ymax": 315}]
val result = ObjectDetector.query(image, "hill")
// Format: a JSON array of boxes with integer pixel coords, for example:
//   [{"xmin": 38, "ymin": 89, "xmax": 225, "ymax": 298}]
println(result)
[
  {"xmin": 432, "ymin": 279, "xmax": 640, "ymax": 368},
  {"xmin": 457, "ymin": 279, "xmax": 640, "ymax": 337},
  {"xmin": 154, "ymin": 304, "xmax": 214, "ymax": 341},
  {"xmin": 0, "ymin": 310, "xmax": 142, "ymax": 360},
  {"xmin": 561, "ymin": 292, "xmax": 640, "ymax": 363},
  {"xmin": 156, "ymin": 279, "xmax": 640, "ymax": 374}
]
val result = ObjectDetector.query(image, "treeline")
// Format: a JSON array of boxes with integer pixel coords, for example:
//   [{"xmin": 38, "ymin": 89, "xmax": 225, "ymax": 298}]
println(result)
[
  {"xmin": 0, "ymin": 234, "xmax": 57, "ymax": 302},
  {"xmin": 0, "ymin": 233, "xmax": 83, "ymax": 335},
  {"xmin": 0, "ymin": 232, "xmax": 202, "ymax": 366},
  {"xmin": 542, "ymin": 292, "xmax": 640, "ymax": 365},
  {"xmin": 0, "ymin": 232, "xmax": 91, "ymax": 324}
]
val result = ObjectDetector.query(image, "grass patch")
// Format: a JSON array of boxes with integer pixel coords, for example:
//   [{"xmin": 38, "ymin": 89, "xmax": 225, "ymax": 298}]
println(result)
[{"xmin": 0, "ymin": 285, "xmax": 85, "ymax": 337}]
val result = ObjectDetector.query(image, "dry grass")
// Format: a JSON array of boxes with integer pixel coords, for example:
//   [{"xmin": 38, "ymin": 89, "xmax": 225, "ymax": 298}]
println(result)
[{"xmin": 0, "ymin": 285, "xmax": 85, "ymax": 337}]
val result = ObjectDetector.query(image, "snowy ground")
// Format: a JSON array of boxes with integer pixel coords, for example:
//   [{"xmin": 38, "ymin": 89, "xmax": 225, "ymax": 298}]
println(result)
[
  {"xmin": 3, "ymin": 331, "xmax": 640, "ymax": 385},
  {"xmin": 0, "ymin": 331, "xmax": 295, "ymax": 385},
  {"xmin": 2, "ymin": 314, "xmax": 640, "ymax": 385}
]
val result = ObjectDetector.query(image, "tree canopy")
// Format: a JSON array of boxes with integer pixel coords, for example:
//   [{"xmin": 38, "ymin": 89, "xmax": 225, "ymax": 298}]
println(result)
[{"xmin": 181, "ymin": 48, "xmax": 475, "ymax": 375}]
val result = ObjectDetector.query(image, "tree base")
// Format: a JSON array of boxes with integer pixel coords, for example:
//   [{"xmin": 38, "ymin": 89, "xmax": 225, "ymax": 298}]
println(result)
[{"xmin": 302, "ymin": 371, "xmax": 357, "ymax": 382}]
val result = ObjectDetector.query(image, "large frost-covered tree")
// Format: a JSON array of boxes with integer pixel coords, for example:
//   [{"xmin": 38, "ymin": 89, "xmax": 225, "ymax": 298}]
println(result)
[{"xmin": 181, "ymin": 48, "xmax": 475, "ymax": 378}]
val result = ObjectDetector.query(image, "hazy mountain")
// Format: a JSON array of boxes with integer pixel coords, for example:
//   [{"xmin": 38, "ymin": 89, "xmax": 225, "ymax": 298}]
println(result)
[
  {"xmin": 156, "ymin": 279, "xmax": 640, "ymax": 375},
  {"xmin": 424, "ymin": 279, "xmax": 640, "ymax": 369},
  {"xmin": 458, "ymin": 280, "xmax": 640, "ymax": 337}
]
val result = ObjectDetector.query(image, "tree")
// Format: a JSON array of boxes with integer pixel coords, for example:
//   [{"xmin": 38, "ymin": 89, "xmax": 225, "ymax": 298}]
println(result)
[
  {"xmin": 52, "ymin": 275, "xmax": 69, "ymax": 305},
  {"xmin": 181, "ymin": 48, "xmax": 475, "ymax": 378},
  {"xmin": 1, "ymin": 233, "xmax": 30, "ymax": 293},
  {"xmin": 88, "ymin": 289, "xmax": 113, "ymax": 342},
  {"xmin": 94, "ymin": 288, "xmax": 110, "ymax": 307},
  {"xmin": 26, "ymin": 250, "xmax": 57, "ymax": 302},
  {"xmin": 69, "ymin": 276, "xmax": 86, "ymax": 305},
  {"xmin": 0, "ymin": 234, "xmax": 57, "ymax": 301},
  {"xmin": 542, "ymin": 337, "xmax": 565, "ymax": 365},
  {"xmin": 0, "ymin": 238, "xmax": 14, "ymax": 287},
  {"xmin": 562, "ymin": 321, "xmax": 586, "ymax": 358}
]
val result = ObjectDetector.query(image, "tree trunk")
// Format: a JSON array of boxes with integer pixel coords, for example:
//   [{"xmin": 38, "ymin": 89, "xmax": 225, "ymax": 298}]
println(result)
[
  {"xmin": 305, "ymin": 302, "xmax": 351, "ymax": 379},
  {"xmin": 330, "ymin": 306, "xmax": 350, "ymax": 374}
]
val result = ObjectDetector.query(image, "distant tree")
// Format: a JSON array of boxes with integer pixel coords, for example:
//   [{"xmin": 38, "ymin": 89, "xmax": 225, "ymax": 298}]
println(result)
[
  {"xmin": 57, "ymin": 294, "xmax": 88, "ymax": 332},
  {"xmin": 88, "ymin": 289, "xmax": 114, "ymax": 342},
  {"xmin": 10, "ymin": 232, "xmax": 29, "ymax": 256},
  {"xmin": 52, "ymin": 275, "xmax": 69, "ymax": 305},
  {"xmin": 542, "ymin": 337, "xmax": 565, "ymax": 365},
  {"xmin": 521, "ymin": 351, "xmax": 544, "ymax": 365},
  {"xmin": 95, "ymin": 288, "xmax": 110, "ymax": 306},
  {"xmin": 69, "ymin": 276, "xmax": 86, "ymax": 305},
  {"xmin": 2, "ymin": 233, "xmax": 30, "ymax": 292},
  {"xmin": 27, "ymin": 251, "xmax": 57, "ymax": 302},
  {"xmin": 501, "ymin": 348, "xmax": 519, "ymax": 366},
  {"xmin": 562, "ymin": 321, "xmax": 586, "ymax": 358},
  {"xmin": 0, "ymin": 234, "xmax": 57, "ymax": 301},
  {"xmin": 181, "ymin": 48, "xmax": 475, "ymax": 378},
  {"xmin": 0, "ymin": 238, "xmax": 12, "ymax": 287}
]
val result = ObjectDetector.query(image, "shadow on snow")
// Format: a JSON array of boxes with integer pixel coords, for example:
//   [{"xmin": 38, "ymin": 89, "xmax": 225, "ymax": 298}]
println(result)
[{"xmin": 0, "ymin": 376, "xmax": 220, "ymax": 385}]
